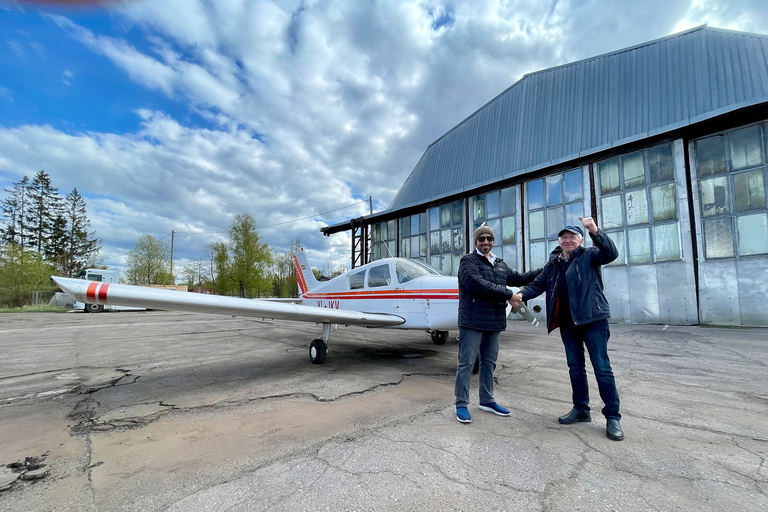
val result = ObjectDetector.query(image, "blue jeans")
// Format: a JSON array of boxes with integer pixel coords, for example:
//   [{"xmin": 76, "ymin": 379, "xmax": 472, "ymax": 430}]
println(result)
[
  {"xmin": 559, "ymin": 320, "xmax": 621, "ymax": 420},
  {"xmin": 455, "ymin": 328, "xmax": 500, "ymax": 408}
]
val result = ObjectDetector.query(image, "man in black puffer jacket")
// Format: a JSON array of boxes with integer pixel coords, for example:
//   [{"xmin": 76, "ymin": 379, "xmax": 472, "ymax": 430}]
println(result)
[
  {"xmin": 454, "ymin": 225, "xmax": 542, "ymax": 424},
  {"xmin": 511, "ymin": 216, "xmax": 624, "ymax": 441}
]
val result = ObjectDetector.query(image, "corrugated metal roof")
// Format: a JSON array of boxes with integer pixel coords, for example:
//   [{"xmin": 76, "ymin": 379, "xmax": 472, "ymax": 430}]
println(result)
[{"xmin": 381, "ymin": 26, "xmax": 768, "ymax": 215}]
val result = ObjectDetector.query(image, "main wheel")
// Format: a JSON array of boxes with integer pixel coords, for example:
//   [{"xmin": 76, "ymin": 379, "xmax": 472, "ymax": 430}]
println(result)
[
  {"xmin": 85, "ymin": 303, "xmax": 104, "ymax": 313},
  {"xmin": 309, "ymin": 338, "xmax": 327, "ymax": 364},
  {"xmin": 431, "ymin": 330, "xmax": 448, "ymax": 345}
]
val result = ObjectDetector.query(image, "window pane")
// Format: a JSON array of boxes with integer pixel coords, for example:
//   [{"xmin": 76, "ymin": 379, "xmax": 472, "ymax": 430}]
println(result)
[
  {"xmin": 700, "ymin": 177, "xmax": 730, "ymax": 217},
  {"xmin": 737, "ymin": 213, "xmax": 768, "ymax": 255},
  {"xmin": 373, "ymin": 243, "xmax": 380, "ymax": 260},
  {"xmin": 440, "ymin": 229, "xmax": 451, "ymax": 253},
  {"xmin": 500, "ymin": 186, "xmax": 516, "ymax": 216},
  {"xmin": 430, "ymin": 231, "xmax": 440, "ymax": 254},
  {"xmin": 564, "ymin": 169, "xmax": 583, "ymax": 202},
  {"xmin": 599, "ymin": 158, "xmax": 620, "ymax": 194},
  {"xmin": 529, "ymin": 210, "xmax": 545, "ymax": 239},
  {"xmin": 380, "ymin": 222, "xmax": 387, "ymax": 240},
  {"xmin": 349, "ymin": 270, "xmax": 366, "ymax": 290},
  {"xmin": 501, "ymin": 216, "xmax": 516, "ymax": 244},
  {"xmin": 627, "ymin": 228, "xmax": 651, "ymax": 263},
  {"xmin": 704, "ymin": 219, "xmax": 734, "ymax": 258},
  {"xmin": 528, "ymin": 179, "xmax": 544, "ymax": 209},
  {"xmin": 400, "ymin": 218, "xmax": 410, "ymax": 238},
  {"xmin": 606, "ymin": 231, "xmax": 625, "ymax": 266},
  {"xmin": 654, "ymin": 223, "xmax": 681, "ymax": 261},
  {"xmin": 452, "ymin": 254, "xmax": 461, "ymax": 276},
  {"xmin": 548, "ymin": 239, "xmax": 559, "ymax": 255},
  {"xmin": 387, "ymin": 241, "xmax": 396, "ymax": 258},
  {"xmin": 651, "ymin": 183, "xmax": 677, "ymax": 222},
  {"xmin": 625, "ymin": 189, "xmax": 649, "ymax": 225},
  {"xmin": 401, "ymin": 238, "xmax": 410, "ymax": 258},
  {"xmin": 451, "ymin": 201, "xmax": 462, "ymax": 225},
  {"xmin": 696, "ymin": 136, "xmax": 727, "ymax": 176},
  {"xmin": 733, "ymin": 169, "xmax": 766, "ymax": 212},
  {"xmin": 623, "ymin": 152, "xmax": 645, "ymax": 188},
  {"xmin": 430, "ymin": 208, "xmax": 439, "ymax": 230},
  {"xmin": 430, "ymin": 255, "xmax": 440, "ymax": 269},
  {"xmin": 387, "ymin": 221, "xmax": 396, "ymax": 239},
  {"xmin": 411, "ymin": 236, "xmax": 419, "ymax": 257},
  {"xmin": 486, "ymin": 191, "xmax": 499, "ymax": 218},
  {"xmin": 601, "ymin": 195, "xmax": 624, "ymax": 229},
  {"xmin": 649, "ymin": 143, "xmax": 675, "ymax": 183},
  {"xmin": 442, "ymin": 255, "xmax": 452, "ymax": 275},
  {"xmin": 419, "ymin": 213, "xmax": 427, "ymax": 234},
  {"xmin": 546, "ymin": 175, "xmax": 563, "ymax": 205},
  {"xmin": 546, "ymin": 206, "xmax": 564, "ymax": 238},
  {"xmin": 730, "ymin": 125, "xmax": 763, "ymax": 170},
  {"xmin": 440, "ymin": 204, "xmax": 451, "ymax": 228},
  {"xmin": 473, "ymin": 195, "xmax": 486, "ymax": 222},
  {"xmin": 529, "ymin": 241, "xmax": 546, "ymax": 269},
  {"xmin": 411, "ymin": 215, "xmax": 419, "ymax": 235},
  {"xmin": 565, "ymin": 201, "xmax": 584, "ymax": 227},
  {"xmin": 487, "ymin": 218, "xmax": 500, "ymax": 242},
  {"xmin": 452, "ymin": 227, "xmax": 463, "ymax": 252},
  {"xmin": 502, "ymin": 245, "xmax": 517, "ymax": 266},
  {"xmin": 420, "ymin": 235, "xmax": 427, "ymax": 257}
]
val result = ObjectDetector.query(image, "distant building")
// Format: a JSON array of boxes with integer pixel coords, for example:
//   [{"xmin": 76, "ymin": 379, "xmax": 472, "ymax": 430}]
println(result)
[{"xmin": 323, "ymin": 26, "xmax": 768, "ymax": 327}]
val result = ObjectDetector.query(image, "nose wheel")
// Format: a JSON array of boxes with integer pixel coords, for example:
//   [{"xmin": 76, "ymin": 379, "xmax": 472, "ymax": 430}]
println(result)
[
  {"xmin": 309, "ymin": 339, "xmax": 327, "ymax": 364},
  {"xmin": 430, "ymin": 330, "xmax": 448, "ymax": 345}
]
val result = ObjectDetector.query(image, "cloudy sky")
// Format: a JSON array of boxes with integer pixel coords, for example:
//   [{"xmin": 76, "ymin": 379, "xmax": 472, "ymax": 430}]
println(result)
[{"xmin": 1, "ymin": 0, "xmax": 767, "ymax": 277}]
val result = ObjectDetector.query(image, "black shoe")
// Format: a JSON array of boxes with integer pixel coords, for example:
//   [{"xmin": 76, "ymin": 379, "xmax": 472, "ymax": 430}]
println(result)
[
  {"xmin": 606, "ymin": 419, "xmax": 624, "ymax": 441},
  {"xmin": 558, "ymin": 408, "xmax": 591, "ymax": 424}
]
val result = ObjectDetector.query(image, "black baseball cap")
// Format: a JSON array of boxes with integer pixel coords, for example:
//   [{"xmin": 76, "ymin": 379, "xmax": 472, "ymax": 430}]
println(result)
[{"xmin": 558, "ymin": 225, "xmax": 584, "ymax": 237}]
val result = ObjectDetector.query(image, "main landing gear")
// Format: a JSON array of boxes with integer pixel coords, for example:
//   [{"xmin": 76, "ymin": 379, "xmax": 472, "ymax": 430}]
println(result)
[
  {"xmin": 309, "ymin": 324, "xmax": 332, "ymax": 364},
  {"xmin": 430, "ymin": 330, "xmax": 448, "ymax": 345}
]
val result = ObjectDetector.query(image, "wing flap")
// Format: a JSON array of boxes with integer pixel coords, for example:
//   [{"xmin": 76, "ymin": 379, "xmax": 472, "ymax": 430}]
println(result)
[{"xmin": 52, "ymin": 277, "xmax": 405, "ymax": 327}]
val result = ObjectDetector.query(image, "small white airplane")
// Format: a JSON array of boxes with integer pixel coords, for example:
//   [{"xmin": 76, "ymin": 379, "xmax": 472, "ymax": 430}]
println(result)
[{"xmin": 51, "ymin": 251, "xmax": 538, "ymax": 364}]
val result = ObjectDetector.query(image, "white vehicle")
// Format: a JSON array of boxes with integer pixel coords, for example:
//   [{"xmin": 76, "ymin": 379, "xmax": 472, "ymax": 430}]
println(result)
[
  {"xmin": 53, "ymin": 252, "xmax": 537, "ymax": 362},
  {"xmin": 73, "ymin": 269, "xmax": 144, "ymax": 313}
]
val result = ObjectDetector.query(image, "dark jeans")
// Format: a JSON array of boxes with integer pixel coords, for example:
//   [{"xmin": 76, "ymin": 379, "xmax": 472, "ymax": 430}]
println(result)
[
  {"xmin": 559, "ymin": 319, "xmax": 621, "ymax": 420},
  {"xmin": 455, "ymin": 328, "xmax": 500, "ymax": 408}
]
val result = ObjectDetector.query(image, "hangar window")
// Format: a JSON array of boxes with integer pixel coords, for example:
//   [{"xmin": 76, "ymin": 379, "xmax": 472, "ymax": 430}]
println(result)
[
  {"xmin": 527, "ymin": 169, "xmax": 585, "ymax": 269},
  {"xmin": 471, "ymin": 186, "xmax": 518, "ymax": 265},
  {"xmin": 598, "ymin": 142, "xmax": 680, "ymax": 265},
  {"xmin": 429, "ymin": 199, "xmax": 464, "ymax": 275},
  {"xmin": 695, "ymin": 123, "xmax": 768, "ymax": 258},
  {"xmin": 371, "ymin": 220, "xmax": 396, "ymax": 261},
  {"xmin": 399, "ymin": 212, "xmax": 427, "ymax": 263}
]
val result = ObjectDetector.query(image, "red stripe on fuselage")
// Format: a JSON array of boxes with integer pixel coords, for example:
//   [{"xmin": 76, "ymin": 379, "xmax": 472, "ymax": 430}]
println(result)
[
  {"xmin": 98, "ymin": 283, "xmax": 109, "ymax": 303},
  {"xmin": 86, "ymin": 282, "xmax": 99, "ymax": 302},
  {"xmin": 302, "ymin": 289, "xmax": 459, "ymax": 301}
]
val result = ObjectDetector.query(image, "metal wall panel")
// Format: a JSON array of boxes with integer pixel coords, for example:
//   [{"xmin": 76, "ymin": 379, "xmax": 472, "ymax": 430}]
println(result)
[
  {"xmin": 736, "ymin": 259, "xmax": 768, "ymax": 326},
  {"xmin": 656, "ymin": 262, "xmax": 698, "ymax": 324},
  {"xmin": 698, "ymin": 260, "xmax": 741, "ymax": 325},
  {"xmin": 604, "ymin": 266, "xmax": 631, "ymax": 323},
  {"xmin": 628, "ymin": 265, "xmax": 661, "ymax": 323}
]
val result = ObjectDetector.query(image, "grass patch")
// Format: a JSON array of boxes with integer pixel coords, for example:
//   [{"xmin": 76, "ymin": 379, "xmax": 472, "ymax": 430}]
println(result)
[{"xmin": 0, "ymin": 305, "xmax": 71, "ymax": 313}]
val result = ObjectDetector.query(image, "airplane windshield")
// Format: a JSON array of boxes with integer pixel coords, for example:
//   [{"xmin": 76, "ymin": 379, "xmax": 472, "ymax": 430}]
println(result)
[{"xmin": 395, "ymin": 259, "xmax": 446, "ymax": 284}]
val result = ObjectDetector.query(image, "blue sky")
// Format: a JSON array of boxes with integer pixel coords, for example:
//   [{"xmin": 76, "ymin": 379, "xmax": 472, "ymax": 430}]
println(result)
[{"xmin": 2, "ymin": 0, "xmax": 768, "ymax": 278}]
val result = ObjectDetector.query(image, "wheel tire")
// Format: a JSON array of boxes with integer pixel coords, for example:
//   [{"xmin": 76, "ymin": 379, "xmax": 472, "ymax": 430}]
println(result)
[
  {"xmin": 85, "ymin": 304, "xmax": 104, "ymax": 313},
  {"xmin": 309, "ymin": 338, "xmax": 327, "ymax": 364},
  {"xmin": 431, "ymin": 331, "xmax": 448, "ymax": 345},
  {"xmin": 472, "ymin": 357, "xmax": 480, "ymax": 374}
]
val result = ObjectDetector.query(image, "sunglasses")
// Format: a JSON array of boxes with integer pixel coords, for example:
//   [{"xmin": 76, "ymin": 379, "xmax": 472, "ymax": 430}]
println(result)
[{"xmin": 477, "ymin": 235, "xmax": 494, "ymax": 242}]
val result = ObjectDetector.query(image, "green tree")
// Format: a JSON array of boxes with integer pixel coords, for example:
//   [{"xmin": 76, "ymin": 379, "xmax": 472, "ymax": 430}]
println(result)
[
  {"xmin": 207, "ymin": 240, "xmax": 230, "ymax": 295},
  {"xmin": 227, "ymin": 213, "xmax": 271, "ymax": 298},
  {"xmin": 125, "ymin": 235, "xmax": 173, "ymax": 285},
  {"xmin": 25, "ymin": 170, "xmax": 62, "ymax": 256},
  {"xmin": 59, "ymin": 188, "xmax": 101, "ymax": 276},
  {"xmin": 0, "ymin": 242, "xmax": 57, "ymax": 308}
]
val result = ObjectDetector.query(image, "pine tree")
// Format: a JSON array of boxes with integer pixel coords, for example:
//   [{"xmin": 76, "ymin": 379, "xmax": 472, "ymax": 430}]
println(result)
[
  {"xmin": 60, "ymin": 188, "xmax": 102, "ymax": 276},
  {"xmin": 25, "ymin": 170, "xmax": 62, "ymax": 256},
  {"xmin": 1, "ymin": 176, "xmax": 30, "ymax": 246}
]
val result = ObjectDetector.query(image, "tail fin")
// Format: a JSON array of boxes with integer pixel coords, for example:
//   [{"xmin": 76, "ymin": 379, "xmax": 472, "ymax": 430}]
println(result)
[{"xmin": 293, "ymin": 250, "xmax": 320, "ymax": 294}]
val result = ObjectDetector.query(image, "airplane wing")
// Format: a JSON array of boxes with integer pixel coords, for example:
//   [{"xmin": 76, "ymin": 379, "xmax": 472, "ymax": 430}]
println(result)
[{"xmin": 51, "ymin": 277, "xmax": 405, "ymax": 327}]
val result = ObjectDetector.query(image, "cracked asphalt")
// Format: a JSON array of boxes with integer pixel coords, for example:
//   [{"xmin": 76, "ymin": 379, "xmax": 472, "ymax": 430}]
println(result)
[{"xmin": 1, "ymin": 310, "xmax": 767, "ymax": 511}]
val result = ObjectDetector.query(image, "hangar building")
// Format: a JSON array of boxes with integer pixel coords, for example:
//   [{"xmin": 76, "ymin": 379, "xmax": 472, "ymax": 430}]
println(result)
[{"xmin": 322, "ymin": 26, "xmax": 768, "ymax": 327}]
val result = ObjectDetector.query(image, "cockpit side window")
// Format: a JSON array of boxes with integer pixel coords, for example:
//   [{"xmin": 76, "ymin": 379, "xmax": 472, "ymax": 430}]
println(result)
[
  {"xmin": 395, "ymin": 259, "xmax": 445, "ymax": 284},
  {"xmin": 367, "ymin": 264, "xmax": 391, "ymax": 287},
  {"xmin": 349, "ymin": 269, "xmax": 366, "ymax": 290}
]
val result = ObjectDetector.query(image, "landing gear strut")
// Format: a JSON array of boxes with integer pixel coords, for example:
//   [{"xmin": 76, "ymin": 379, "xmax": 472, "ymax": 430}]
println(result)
[{"xmin": 309, "ymin": 324, "xmax": 332, "ymax": 364}]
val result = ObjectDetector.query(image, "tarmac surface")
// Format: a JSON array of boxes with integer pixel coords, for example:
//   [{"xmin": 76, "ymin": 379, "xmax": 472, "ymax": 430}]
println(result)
[{"xmin": 0, "ymin": 310, "xmax": 766, "ymax": 511}]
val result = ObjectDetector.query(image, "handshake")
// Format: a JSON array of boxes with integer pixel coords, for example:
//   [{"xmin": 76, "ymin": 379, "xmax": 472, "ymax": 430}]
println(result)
[{"xmin": 509, "ymin": 293, "xmax": 523, "ymax": 307}]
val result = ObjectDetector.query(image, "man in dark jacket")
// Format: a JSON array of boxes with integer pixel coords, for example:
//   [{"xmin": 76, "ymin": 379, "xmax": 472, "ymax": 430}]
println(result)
[
  {"xmin": 455, "ymin": 225, "xmax": 541, "ymax": 424},
  {"xmin": 511, "ymin": 216, "xmax": 624, "ymax": 441}
]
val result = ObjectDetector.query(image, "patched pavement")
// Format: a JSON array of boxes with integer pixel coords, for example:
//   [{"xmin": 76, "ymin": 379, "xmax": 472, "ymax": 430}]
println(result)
[{"xmin": 1, "ymin": 311, "xmax": 766, "ymax": 511}]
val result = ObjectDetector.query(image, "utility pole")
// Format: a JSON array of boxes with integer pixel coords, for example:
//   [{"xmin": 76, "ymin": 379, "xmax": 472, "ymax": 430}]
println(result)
[
  {"xmin": 170, "ymin": 230, "xmax": 174, "ymax": 284},
  {"xmin": 369, "ymin": 196, "xmax": 373, "ymax": 214}
]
